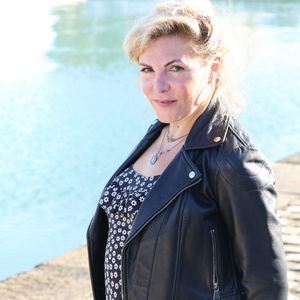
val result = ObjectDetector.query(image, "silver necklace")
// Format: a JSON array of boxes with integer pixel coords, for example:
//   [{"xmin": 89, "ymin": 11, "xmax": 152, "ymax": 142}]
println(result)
[
  {"xmin": 166, "ymin": 128, "xmax": 188, "ymax": 143},
  {"xmin": 149, "ymin": 130, "xmax": 184, "ymax": 165}
]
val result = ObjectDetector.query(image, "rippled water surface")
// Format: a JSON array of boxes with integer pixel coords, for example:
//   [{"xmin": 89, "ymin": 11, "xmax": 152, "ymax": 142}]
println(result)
[{"xmin": 0, "ymin": 0, "xmax": 299, "ymax": 280}]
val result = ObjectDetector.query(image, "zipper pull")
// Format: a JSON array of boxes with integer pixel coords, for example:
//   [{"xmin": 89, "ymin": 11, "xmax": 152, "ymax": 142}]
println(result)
[{"xmin": 213, "ymin": 283, "xmax": 220, "ymax": 300}]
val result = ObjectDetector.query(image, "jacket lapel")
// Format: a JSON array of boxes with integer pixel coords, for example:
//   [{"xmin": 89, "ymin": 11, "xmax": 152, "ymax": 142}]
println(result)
[{"xmin": 126, "ymin": 148, "xmax": 202, "ymax": 243}]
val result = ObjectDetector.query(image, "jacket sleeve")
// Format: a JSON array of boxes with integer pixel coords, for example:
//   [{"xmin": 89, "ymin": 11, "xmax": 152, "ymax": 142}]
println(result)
[{"xmin": 216, "ymin": 145, "xmax": 288, "ymax": 300}]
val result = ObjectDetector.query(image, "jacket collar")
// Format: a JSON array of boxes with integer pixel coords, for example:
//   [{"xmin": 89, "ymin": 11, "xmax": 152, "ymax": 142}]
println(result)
[
  {"xmin": 113, "ymin": 100, "xmax": 230, "ymax": 181},
  {"xmin": 143, "ymin": 100, "xmax": 230, "ymax": 151}
]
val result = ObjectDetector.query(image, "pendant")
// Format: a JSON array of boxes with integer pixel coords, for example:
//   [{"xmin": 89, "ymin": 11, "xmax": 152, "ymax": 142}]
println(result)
[{"xmin": 150, "ymin": 153, "xmax": 158, "ymax": 165}]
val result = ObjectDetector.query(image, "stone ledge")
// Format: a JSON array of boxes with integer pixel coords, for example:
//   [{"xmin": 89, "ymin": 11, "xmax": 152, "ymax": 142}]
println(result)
[{"xmin": 0, "ymin": 245, "xmax": 92, "ymax": 300}]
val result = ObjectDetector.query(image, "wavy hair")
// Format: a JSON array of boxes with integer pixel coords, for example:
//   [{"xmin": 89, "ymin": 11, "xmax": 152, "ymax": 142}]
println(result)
[{"xmin": 123, "ymin": 0, "xmax": 243, "ymax": 115}]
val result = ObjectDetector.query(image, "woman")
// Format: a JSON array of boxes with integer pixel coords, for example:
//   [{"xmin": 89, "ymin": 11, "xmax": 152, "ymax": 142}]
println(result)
[{"xmin": 87, "ymin": 1, "xmax": 288, "ymax": 299}]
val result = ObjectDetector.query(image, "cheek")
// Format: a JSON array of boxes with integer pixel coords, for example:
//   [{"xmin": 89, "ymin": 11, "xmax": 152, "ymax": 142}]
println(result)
[
  {"xmin": 177, "ymin": 81, "xmax": 197, "ymax": 100},
  {"xmin": 140, "ymin": 78, "xmax": 152, "ymax": 98}
]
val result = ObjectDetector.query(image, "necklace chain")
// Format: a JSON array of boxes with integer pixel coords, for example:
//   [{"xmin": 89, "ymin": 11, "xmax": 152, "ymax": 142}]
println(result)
[
  {"xmin": 149, "ymin": 128, "xmax": 185, "ymax": 165},
  {"xmin": 166, "ymin": 128, "xmax": 188, "ymax": 143}
]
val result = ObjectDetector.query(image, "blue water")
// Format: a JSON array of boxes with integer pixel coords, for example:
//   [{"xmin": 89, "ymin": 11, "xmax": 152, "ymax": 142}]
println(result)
[{"xmin": 0, "ymin": 0, "xmax": 299, "ymax": 280}]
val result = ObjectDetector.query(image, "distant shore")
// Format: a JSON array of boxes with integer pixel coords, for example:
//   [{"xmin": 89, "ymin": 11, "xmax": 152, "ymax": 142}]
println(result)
[{"xmin": 1, "ymin": 152, "xmax": 300, "ymax": 300}]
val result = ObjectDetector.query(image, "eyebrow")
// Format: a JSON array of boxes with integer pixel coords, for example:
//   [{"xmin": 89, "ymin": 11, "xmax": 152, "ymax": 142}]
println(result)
[{"xmin": 139, "ymin": 59, "xmax": 184, "ymax": 68}]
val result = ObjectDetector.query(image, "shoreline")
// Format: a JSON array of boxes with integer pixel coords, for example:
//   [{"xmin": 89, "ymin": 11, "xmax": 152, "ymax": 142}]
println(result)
[{"xmin": 1, "ymin": 152, "xmax": 299, "ymax": 299}]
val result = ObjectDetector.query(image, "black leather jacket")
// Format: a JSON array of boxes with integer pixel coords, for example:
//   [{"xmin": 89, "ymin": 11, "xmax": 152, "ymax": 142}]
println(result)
[{"xmin": 87, "ymin": 102, "xmax": 288, "ymax": 300}]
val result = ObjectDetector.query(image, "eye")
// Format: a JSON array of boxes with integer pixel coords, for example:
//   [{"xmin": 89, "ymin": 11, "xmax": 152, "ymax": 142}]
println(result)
[
  {"xmin": 170, "ymin": 65, "xmax": 184, "ymax": 72},
  {"xmin": 140, "ymin": 67, "xmax": 153, "ymax": 73}
]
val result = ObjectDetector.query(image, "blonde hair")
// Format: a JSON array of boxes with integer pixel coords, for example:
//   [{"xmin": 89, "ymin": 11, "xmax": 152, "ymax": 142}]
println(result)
[{"xmin": 123, "ymin": 0, "xmax": 243, "ymax": 115}]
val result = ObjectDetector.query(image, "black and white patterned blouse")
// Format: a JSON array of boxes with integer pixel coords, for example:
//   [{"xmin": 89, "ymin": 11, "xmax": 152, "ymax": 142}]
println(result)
[{"xmin": 99, "ymin": 164, "xmax": 160, "ymax": 300}]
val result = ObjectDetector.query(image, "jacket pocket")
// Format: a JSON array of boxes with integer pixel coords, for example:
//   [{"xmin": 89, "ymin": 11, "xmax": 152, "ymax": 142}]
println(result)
[{"xmin": 210, "ymin": 229, "xmax": 220, "ymax": 300}]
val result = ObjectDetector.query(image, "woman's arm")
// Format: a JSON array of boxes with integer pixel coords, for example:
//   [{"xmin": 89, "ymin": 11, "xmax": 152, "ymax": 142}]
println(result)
[{"xmin": 216, "ymin": 145, "xmax": 288, "ymax": 300}]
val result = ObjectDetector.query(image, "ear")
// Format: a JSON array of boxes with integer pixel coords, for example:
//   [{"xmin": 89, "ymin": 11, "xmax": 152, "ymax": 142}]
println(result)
[{"xmin": 208, "ymin": 56, "xmax": 221, "ymax": 84}]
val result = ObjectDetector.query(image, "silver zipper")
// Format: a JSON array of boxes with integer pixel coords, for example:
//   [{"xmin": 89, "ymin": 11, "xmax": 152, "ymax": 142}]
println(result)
[
  {"xmin": 121, "ymin": 176, "xmax": 202, "ymax": 300},
  {"xmin": 210, "ymin": 229, "xmax": 220, "ymax": 300}
]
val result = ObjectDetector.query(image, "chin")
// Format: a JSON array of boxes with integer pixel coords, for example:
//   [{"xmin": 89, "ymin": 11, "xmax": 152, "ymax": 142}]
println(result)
[{"xmin": 155, "ymin": 114, "xmax": 181, "ymax": 124}]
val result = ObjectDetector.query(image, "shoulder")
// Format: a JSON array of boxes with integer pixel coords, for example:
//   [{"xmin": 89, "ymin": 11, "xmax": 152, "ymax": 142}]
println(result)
[{"xmin": 215, "ymin": 117, "xmax": 274, "ymax": 192}]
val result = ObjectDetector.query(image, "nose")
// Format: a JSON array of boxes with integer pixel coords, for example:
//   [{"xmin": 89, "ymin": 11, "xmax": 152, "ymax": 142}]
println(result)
[{"xmin": 154, "ymin": 72, "xmax": 170, "ymax": 93}]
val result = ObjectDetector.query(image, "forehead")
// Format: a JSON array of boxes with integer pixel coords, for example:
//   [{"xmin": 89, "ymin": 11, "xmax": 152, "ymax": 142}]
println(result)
[{"xmin": 139, "ymin": 35, "xmax": 197, "ymax": 64}]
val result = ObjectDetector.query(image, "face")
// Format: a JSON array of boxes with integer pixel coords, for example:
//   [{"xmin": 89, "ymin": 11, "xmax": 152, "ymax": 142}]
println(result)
[{"xmin": 139, "ymin": 35, "xmax": 213, "ymax": 124}]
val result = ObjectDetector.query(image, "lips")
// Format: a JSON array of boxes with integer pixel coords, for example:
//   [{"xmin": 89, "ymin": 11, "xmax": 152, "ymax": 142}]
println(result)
[{"xmin": 154, "ymin": 99, "xmax": 177, "ymax": 107}]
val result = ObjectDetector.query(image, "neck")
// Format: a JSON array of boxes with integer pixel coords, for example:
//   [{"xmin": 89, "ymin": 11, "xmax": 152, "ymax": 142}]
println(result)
[{"xmin": 168, "ymin": 98, "xmax": 210, "ymax": 139}]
